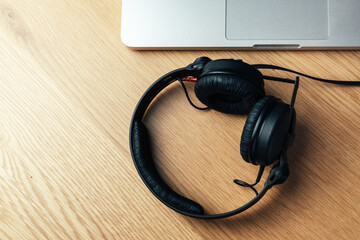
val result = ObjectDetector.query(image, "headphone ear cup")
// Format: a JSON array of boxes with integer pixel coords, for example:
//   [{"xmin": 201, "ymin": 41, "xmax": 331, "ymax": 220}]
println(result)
[
  {"xmin": 241, "ymin": 97, "xmax": 293, "ymax": 166},
  {"xmin": 194, "ymin": 74, "xmax": 265, "ymax": 114},
  {"xmin": 240, "ymin": 96, "xmax": 275, "ymax": 164}
]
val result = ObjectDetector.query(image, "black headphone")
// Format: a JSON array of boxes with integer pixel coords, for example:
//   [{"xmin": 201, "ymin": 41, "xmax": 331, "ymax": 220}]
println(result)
[{"xmin": 129, "ymin": 57, "xmax": 360, "ymax": 219}]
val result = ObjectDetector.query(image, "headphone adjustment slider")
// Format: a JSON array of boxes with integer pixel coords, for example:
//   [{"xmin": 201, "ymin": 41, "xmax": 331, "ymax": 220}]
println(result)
[
  {"xmin": 186, "ymin": 57, "xmax": 212, "ymax": 72},
  {"xmin": 285, "ymin": 133, "xmax": 295, "ymax": 149}
]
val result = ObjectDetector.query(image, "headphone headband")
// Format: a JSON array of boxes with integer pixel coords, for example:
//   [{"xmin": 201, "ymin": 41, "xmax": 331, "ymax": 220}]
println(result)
[{"xmin": 132, "ymin": 67, "xmax": 192, "ymax": 122}]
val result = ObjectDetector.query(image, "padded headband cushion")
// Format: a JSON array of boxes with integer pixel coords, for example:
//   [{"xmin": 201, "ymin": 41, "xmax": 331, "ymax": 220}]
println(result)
[
  {"xmin": 194, "ymin": 74, "xmax": 265, "ymax": 114},
  {"xmin": 131, "ymin": 121, "xmax": 205, "ymax": 215},
  {"xmin": 240, "ymin": 96, "xmax": 275, "ymax": 163}
]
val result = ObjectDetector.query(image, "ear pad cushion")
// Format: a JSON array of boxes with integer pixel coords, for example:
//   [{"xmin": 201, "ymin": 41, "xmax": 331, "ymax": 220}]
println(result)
[
  {"xmin": 131, "ymin": 121, "xmax": 205, "ymax": 215},
  {"xmin": 240, "ymin": 96, "xmax": 275, "ymax": 163},
  {"xmin": 194, "ymin": 74, "xmax": 265, "ymax": 114}
]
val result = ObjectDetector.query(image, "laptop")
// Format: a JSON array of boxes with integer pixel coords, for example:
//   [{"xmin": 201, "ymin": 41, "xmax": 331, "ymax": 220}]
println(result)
[{"xmin": 121, "ymin": 0, "xmax": 360, "ymax": 50}]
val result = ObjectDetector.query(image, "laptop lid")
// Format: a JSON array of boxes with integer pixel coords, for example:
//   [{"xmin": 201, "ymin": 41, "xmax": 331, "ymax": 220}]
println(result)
[{"xmin": 121, "ymin": 0, "xmax": 360, "ymax": 50}]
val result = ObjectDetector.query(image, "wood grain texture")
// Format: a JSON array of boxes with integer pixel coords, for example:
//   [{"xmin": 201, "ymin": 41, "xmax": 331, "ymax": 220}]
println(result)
[{"xmin": 0, "ymin": 0, "xmax": 359, "ymax": 239}]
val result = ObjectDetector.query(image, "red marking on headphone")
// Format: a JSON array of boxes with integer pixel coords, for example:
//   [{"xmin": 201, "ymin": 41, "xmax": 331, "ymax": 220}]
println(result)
[{"xmin": 181, "ymin": 76, "xmax": 198, "ymax": 82}]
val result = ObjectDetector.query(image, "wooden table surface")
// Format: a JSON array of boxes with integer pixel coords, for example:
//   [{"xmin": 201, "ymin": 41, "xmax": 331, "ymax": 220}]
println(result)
[{"xmin": 0, "ymin": 1, "xmax": 359, "ymax": 239}]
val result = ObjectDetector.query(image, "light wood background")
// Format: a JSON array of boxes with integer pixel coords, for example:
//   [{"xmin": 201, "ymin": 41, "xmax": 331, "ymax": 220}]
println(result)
[{"xmin": 0, "ymin": 1, "xmax": 359, "ymax": 239}]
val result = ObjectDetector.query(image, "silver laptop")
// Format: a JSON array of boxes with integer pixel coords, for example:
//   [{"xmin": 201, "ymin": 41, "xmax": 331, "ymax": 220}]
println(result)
[{"xmin": 121, "ymin": 0, "xmax": 360, "ymax": 50}]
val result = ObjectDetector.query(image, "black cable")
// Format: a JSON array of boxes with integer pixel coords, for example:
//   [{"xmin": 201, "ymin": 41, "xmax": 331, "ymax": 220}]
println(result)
[
  {"xmin": 290, "ymin": 77, "xmax": 300, "ymax": 113},
  {"xmin": 177, "ymin": 77, "xmax": 209, "ymax": 111},
  {"xmin": 253, "ymin": 64, "xmax": 360, "ymax": 86},
  {"xmin": 233, "ymin": 165, "xmax": 265, "ymax": 196},
  {"xmin": 263, "ymin": 75, "xmax": 295, "ymax": 84}
]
